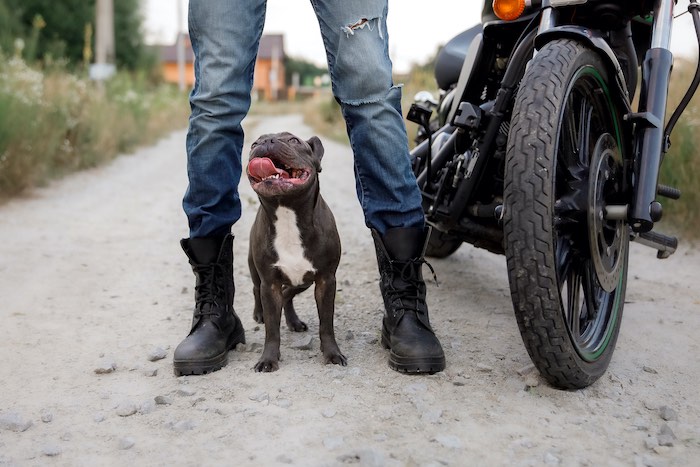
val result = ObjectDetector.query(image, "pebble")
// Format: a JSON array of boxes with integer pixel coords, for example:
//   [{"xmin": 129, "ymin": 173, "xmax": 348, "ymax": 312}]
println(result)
[
  {"xmin": 274, "ymin": 399, "xmax": 292, "ymax": 409},
  {"xmin": 322, "ymin": 408, "xmax": 337, "ymax": 418},
  {"xmin": 143, "ymin": 368, "xmax": 158, "ymax": 377},
  {"xmin": 517, "ymin": 363, "xmax": 536, "ymax": 376},
  {"xmin": 544, "ymin": 452, "xmax": 561, "ymax": 465},
  {"xmin": 0, "ymin": 412, "xmax": 33, "ymax": 432},
  {"xmin": 337, "ymin": 449, "xmax": 385, "ymax": 467},
  {"xmin": 93, "ymin": 413, "xmax": 106, "ymax": 423},
  {"xmin": 344, "ymin": 330, "xmax": 355, "ymax": 341},
  {"xmin": 249, "ymin": 392, "xmax": 270, "ymax": 404},
  {"xmin": 94, "ymin": 358, "xmax": 117, "ymax": 374},
  {"xmin": 41, "ymin": 445, "xmax": 61, "ymax": 457},
  {"xmin": 172, "ymin": 420, "xmax": 195, "ymax": 432},
  {"xmin": 118, "ymin": 437, "xmax": 135, "ymax": 450},
  {"xmin": 323, "ymin": 436, "xmax": 344, "ymax": 449},
  {"xmin": 421, "ymin": 409, "xmax": 443, "ymax": 424},
  {"xmin": 155, "ymin": 395, "xmax": 173, "ymax": 405},
  {"xmin": 524, "ymin": 376, "xmax": 540, "ymax": 389},
  {"xmin": 147, "ymin": 347, "xmax": 167, "ymax": 362},
  {"xmin": 40, "ymin": 410, "xmax": 53, "ymax": 423},
  {"xmin": 177, "ymin": 387, "xmax": 196, "ymax": 397},
  {"xmin": 642, "ymin": 366, "xmax": 658, "ymax": 374},
  {"xmin": 644, "ymin": 436, "xmax": 659, "ymax": 450},
  {"xmin": 432, "ymin": 434, "xmax": 462, "ymax": 449},
  {"xmin": 290, "ymin": 335, "xmax": 314, "ymax": 350},
  {"xmin": 237, "ymin": 342, "xmax": 263, "ymax": 353},
  {"xmin": 476, "ymin": 363, "xmax": 494, "ymax": 373},
  {"xmin": 659, "ymin": 406, "xmax": 678, "ymax": 421},
  {"xmin": 139, "ymin": 400, "xmax": 156, "ymax": 415},
  {"xmin": 657, "ymin": 423, "xmax": 676, "ymax": 447},
  {"xmin": 632, "ymin": 417, "xmax": 650, "ymax": 431},
  {"xmin": 116, "ymin": 403, "xmax": 138, "ymax": 417}
]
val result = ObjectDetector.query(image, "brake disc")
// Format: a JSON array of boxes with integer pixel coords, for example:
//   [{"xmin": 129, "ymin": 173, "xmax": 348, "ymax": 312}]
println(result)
[{"xmin": 588, "ymin": 133, "xmax": 626, "ymax": 292}]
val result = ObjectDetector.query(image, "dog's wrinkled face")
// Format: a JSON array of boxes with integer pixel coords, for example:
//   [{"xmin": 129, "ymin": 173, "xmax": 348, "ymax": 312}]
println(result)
[{"xmin": 247, "ymin": 132, "xmax": 324, "ymax": 198}]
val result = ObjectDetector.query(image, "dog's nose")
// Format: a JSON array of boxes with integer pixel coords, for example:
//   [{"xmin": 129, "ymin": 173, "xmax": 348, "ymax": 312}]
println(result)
[{"xmin": 255, "ymin": 139, "xmax": 274, "ymax": 153}]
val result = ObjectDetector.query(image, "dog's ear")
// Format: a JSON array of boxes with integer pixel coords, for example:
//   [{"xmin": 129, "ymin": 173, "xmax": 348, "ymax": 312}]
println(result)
[{"xmin": 306, "ymin": 136, "xmax": 324, "ymax": 172}]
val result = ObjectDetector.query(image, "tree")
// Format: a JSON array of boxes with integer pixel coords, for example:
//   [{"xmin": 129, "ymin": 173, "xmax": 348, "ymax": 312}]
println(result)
[
  {"xmin": 0, "ymin": 0, "xmax": 152, "ymax": 71},
  {"xmin": 285, "ymin": 56, "xmax": 328, "ymax": 87}
]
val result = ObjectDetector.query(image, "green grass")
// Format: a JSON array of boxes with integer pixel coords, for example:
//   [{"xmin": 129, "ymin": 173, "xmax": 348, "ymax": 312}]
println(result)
[
  {"xmin": 0, "ymin": 56, "xmax": 189, "ymax": 199},
  {"xmin": 659, "ymin": 58, "xmax": 700, "ymax": 241}
]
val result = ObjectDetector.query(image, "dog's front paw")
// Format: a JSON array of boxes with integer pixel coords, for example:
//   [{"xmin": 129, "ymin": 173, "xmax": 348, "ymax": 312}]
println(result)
[
  {"xmin": 254, "ymin": 358, "xmax": 279, "ymax": 372},
  {"xmin": 253, "ymin": 310, "xmax": 264, "ymax": 324}
]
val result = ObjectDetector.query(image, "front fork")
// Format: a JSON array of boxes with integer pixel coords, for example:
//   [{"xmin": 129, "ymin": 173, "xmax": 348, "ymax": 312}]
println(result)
[{"xmin": 627, "ymin": 0, "xmax": 676, "ymax": 233}]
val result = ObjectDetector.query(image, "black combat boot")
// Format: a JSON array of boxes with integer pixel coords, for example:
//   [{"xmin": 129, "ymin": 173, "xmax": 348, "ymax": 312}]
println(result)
[
  {"xmin": 372, "ymin": 227, "xmax": 446, "ymax": 374},
  {"xmin": 173, "ymin": 234, "xmax": 245, "ymax": 376}
]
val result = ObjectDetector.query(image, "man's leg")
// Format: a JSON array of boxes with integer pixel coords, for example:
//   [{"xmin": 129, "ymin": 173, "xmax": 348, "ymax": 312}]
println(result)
[
  {"xmin": 174, "ymin": 0, "xmax": 267, "ymax": 376},
  {"xmin": 310, "ymin": 0, "xmax": 445, "ymax": 373}
]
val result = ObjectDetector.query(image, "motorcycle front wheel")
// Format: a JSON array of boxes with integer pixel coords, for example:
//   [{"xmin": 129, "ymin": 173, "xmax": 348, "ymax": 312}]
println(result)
[{"xmin": 504, "ymin": 39, "xmax": 628, "ymax": 389}]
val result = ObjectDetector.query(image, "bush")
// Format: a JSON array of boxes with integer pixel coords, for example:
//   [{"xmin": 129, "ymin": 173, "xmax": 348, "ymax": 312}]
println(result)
[
  {"xmin": 0, "ymin": 54, "xmax": 189, "ymax": 199},
  {"xmin": 660, "ymin": 59, "xmax": 700, "ymax": 240}
]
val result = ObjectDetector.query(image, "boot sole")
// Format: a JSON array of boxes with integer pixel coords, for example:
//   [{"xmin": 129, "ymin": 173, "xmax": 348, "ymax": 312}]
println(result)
[
  {"xmin": 173, "ymin": 327, "xmax": 246, "ymax": 376},
  {"xmin": 381, "ymin": 328, "xmax": 446, "ymax": 375}
]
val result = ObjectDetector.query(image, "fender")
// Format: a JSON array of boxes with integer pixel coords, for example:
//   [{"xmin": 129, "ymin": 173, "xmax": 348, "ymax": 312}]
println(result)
[{"xmin": 535, "ymin": 25, "xmax": 632, "ymax": 113}]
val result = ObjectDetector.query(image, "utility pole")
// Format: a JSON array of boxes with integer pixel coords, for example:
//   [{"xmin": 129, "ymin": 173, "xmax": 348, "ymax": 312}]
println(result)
[
  {"xmin": 91, "ymin": 0, "xmax": 115, "ymax": 80},
  {"xmin": 176, "ymin": 0, "xmax": 186, "ymax": 91}
]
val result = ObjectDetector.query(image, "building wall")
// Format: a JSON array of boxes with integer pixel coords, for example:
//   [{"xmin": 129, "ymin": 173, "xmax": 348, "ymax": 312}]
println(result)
[
  {"xmin": 162, "ymin": 54, "xmax": 287, "ymax": 100},
  {"xmin": 162, "ymin": 63, "xmax": 195, "ymax": 87},
  {"xmin": 252, "ymin": 58, "xmax": 286, "ymax": 101}
]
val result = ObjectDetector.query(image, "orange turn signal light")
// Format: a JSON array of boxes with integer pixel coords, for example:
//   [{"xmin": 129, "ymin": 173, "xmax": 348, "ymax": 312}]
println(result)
[{"xmin": 492, "ymin": 0, "xmax": 527, "ymax": 21}]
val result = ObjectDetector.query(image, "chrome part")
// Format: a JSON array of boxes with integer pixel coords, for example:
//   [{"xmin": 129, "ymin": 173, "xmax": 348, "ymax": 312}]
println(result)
[
  {"xmin": 651, "ymin": 0, "xmax": 675, "ymax": 49},
  {"xmin": 604, "ymin": 205, "xmax": 628, "ymax": 221},
  {"xmin": 414, "ymin": 91, "xmax": 438, "ymax": 108}
]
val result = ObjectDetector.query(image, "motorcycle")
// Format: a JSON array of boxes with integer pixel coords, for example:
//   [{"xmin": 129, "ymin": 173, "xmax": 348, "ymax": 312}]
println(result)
[{"xmin": 407, "ymin": 0, "xmax": 700, "ymax": 389}]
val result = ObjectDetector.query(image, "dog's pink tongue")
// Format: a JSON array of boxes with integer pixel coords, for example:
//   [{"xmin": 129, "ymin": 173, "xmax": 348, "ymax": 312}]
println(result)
[{"xmin": 248, "ymin": 157, "xmax": 288, "ymax": 180}]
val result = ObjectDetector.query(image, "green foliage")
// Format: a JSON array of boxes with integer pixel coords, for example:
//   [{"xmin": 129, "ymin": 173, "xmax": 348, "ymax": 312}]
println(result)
[
  {"xmin": 285, "ymin": 56, "xmax": 328, "ymax": 87},
  {"xmin": 0, "ymin": 0, "xmax": 153, "ymax": 72},
  {"xmin": 0, "ymin": 55, "xmax": 189, "ymax": 199},
  {"xmin": 660, "ymin": 58, "xmax": 700, "ymax": 239}
]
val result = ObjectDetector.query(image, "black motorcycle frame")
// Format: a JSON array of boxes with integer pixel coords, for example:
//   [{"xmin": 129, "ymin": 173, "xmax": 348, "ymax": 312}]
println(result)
[{"xmin": 410, "ymin": 0, "xmax": 700, "ymax": 259}]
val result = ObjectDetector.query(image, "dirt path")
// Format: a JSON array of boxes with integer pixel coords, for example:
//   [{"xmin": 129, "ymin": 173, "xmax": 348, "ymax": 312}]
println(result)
[{"xmin": 1, "ymin": 114, "xmax": 698, "ymax": 466}]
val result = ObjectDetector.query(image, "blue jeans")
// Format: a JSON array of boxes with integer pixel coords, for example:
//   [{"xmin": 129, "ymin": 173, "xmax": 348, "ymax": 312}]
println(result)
[{"xmin": 184, "ymin": 0, "xmax": 425, "ymax": 238}]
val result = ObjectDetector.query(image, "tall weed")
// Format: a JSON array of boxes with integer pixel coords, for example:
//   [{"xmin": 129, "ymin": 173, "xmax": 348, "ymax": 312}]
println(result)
[
  {"xmin": 0, "ymin": 55, "xmax": 189, "ymax": 199},
  {"xmin": 660, "ymin": 58, "xmax": 700, "ymax": 239}
]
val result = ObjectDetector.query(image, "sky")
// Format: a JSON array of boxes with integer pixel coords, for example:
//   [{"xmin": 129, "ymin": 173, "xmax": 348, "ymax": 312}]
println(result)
[{"xmin": 143, "ymin": 0, "xmax": 698, "ymax": 74}]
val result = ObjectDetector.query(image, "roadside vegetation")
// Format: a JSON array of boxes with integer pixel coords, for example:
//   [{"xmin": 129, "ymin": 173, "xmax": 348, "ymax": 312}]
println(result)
[
  {"xmin": 0, "ymin": 54, "xmax": 189, "ymax": 198},
  {"xmin": 658, "ymin": 57, "xmax": 700, "ymax": 240}
]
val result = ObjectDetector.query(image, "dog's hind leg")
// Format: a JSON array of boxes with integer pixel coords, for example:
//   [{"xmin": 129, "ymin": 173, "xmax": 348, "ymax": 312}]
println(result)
[{"xmin": 282, "ymin": 286, "xmax": 309, "ymax": 332}]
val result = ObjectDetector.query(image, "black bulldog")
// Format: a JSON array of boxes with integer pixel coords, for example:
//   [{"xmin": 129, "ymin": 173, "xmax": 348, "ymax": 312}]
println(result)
[{"xmin": 246, "ymin": 132, "xmax": 346, "ymax": 372}]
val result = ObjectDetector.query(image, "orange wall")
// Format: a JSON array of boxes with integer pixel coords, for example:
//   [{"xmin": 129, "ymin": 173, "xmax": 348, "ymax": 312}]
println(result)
[
  {"xmin": 162, "ymin": 58, "xmax": 286, "ymax": 100},
  {"xmin": 162, "ymin": 63, "xmax": 195, "ymax": 87}
]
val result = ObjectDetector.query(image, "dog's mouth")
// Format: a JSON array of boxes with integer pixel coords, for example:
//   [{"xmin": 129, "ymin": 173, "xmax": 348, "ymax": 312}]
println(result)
[{"xmin": 247, "ymin": 156, "xmax": 311, "ymax": 188}]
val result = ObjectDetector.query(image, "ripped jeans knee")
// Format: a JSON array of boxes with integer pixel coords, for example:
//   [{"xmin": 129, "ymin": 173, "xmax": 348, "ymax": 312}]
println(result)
[{"xmin": 332, "ymin": 16, "xmax": 394, "ymax": 104}]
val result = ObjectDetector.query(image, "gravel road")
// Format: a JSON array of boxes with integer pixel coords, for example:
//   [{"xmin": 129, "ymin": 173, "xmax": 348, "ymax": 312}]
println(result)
[{"xmin": 1, "ymin": 114, "xmax": 698, "ymax": 466}]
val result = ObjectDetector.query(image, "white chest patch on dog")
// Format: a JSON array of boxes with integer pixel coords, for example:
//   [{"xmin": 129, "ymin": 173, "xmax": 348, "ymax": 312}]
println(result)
[{"xmin": 273, "ymin": 206, "xmax": 316, "ymax": 285}]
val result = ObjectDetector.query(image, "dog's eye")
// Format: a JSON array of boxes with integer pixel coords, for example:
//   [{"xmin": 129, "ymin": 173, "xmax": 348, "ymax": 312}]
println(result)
[
  {"xmin": 251, "ymin": 142, "xmax": 258, "ymax": 148},
  {"xmin": 288, "ymin": 137, "xmax": 300, "ymax": 144}
]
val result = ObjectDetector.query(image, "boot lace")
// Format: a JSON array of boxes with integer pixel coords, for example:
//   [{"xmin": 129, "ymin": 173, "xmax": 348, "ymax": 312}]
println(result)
[
  {"xmin": 385, "ymin": 258, "xmax": 438, "ymax": 313},
  {"xmin": 193, "ymin": 263, "xmax": 226, "ymax": 318}
]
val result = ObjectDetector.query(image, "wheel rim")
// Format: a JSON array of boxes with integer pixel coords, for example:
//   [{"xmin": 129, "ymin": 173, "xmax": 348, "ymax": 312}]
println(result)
[{"xmin": 552, "ymin": 66, "xmax": 626, "ymax": 362}]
